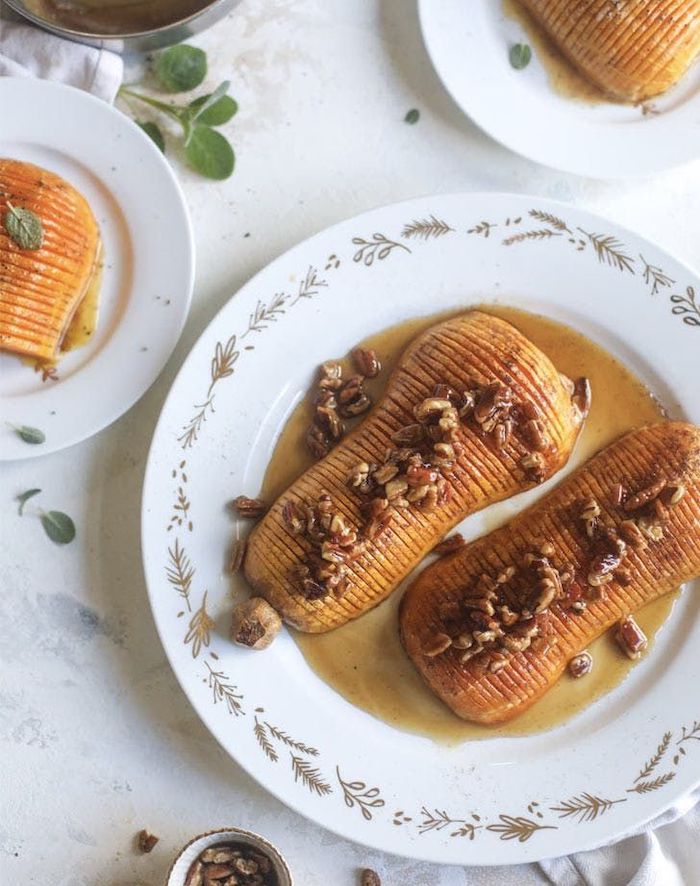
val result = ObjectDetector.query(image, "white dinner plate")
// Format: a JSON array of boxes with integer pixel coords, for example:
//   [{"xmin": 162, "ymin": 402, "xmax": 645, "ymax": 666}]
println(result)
[
  {"xmin": 142, "ymin": 193, "xmax": 699, "ymax": 865},
  {"xmin": 0, "ymin": 78, "xmax": 194, "ymax": 460},
  {"xmin": 419, "ymin": 0, "xmax": 700, "ymax": 178}
]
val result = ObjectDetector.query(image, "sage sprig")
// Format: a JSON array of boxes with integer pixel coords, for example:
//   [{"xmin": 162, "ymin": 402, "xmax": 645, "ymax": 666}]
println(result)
[
  {"xmin": 16, "ymin": 488, "xmax": 41, "ymax": 516},
  {"xmin": 9, "ymin": 424, "xmax": 46, "ymax": 445},
  {"xmin": 118, "ymin": 45, "xmax": 237, "ymax": 180},
  {"xmin": 509, "ymin": 43, "xmax": 532, "ymax": 70},
  {"xmin": 40, "ymin": 510, "xmax": 76, "ymax": 545},
  {"xmin": 4, "ymin": 202, "xmax": 44, "ymax": 250}
]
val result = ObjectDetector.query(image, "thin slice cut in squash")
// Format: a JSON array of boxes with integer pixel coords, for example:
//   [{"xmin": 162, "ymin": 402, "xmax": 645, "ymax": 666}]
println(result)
[
  {"xmin": 400, "ymin": 422, "xmax": 700, "ymax": 724},
  {"xmin": 518, "ymin": 0, "xmax": 700, "ymax": 101},
  {"xmin": 0, "ymin": 158, "xmax": 101, "ymax": 362},
  {"xmin": 244, "ymin": 311, "xmax": 589, "ymax": 632}
]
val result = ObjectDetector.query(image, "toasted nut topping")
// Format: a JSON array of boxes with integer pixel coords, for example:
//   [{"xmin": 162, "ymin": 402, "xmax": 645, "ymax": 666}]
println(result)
[
  {"xmin": 424, "ymin": 632, "xmax": 452, "ymax": 657},
  {"xmin": 233, "ymin": 495, "xmax": 266, "ymax": 518},
  {"xmin": 414, "ymin": 397, "xmax": 453, "ymax": 422},
  {"xmin": 137, "ymin": 829, "xmax": 159, "ymax": 853},
  {"xmin": 361, "ymin": 869, "xmax": 382, "ymax": 886},
  {"xmin": 587, "ymin": 571, "xmax": 613, "ymax": 588},
  {"xmin": 637, "ymin": 517, "xmax": 664, "ymax": 541},
  {"xmin": 524, "ymin": 418, "xmax": 548, "ymax": 451},
  {"xmin": 352, "ymin": 347, "xmax": 382, "ymax": 377},
  {"xmin": 489, "ymin": 655, "xmax": 509, "ymax": 674},
  {"xmin": 230, "ymin": 598, "xmax": 282, "ymax": 650},
  {"xmin": 615, "ymin": 615, "xmax": 648, "ymax": 660},
  {"xmin": 229, "ymin": 539, "xmax": 247, "ymax": 573},
  {"xmin": 571, "ymin": 600, "xmax": 587, "ymax": 613},
  {"xmin": 539, "ymin": 541, "xmax": 556, "ymax": 557},
  {"xmin": 391, "ymin": 423, "xmax": 424, "ymax": 446},
  {"xmin": 452, "ymin": 632, "xmax": 474, "ymax": 649},
  {"xmin": 572, "ymin": 377, "xmax": 592, "ymax": 415},
  {"xmin": 306, "ymin": 422, "xmax": 331, "ymax": 459},
  {"xmin": 611, "ymin": 483, "xmax": 625, "ymax": 506},
  {"xmin": 348, "ymin": 461, "xmax": 371, "ymax": 488},
  {"xmin": 623, "ymin": 477, "xmax": 667, "ymax": 512},
  {"xmin": 373, "ymin": 462, "xmax": 399, "ymax": 485},
  {"xmin": 496, "ymin": 566, "xmax": 516, "ymax": 584},
  {"xmin": 614, "ymin": 568, "xmax": 632, "ymax": 586},
  {"xmin": 568, "ymin": 652, "xmax": 593, "ymax": 678}
]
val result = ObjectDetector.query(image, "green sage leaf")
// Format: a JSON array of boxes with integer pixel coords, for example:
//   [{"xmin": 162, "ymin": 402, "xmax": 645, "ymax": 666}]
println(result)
[
  {"xmin": 41, "ymin": 510, "xmax": 76, "ymax": 545},
  {"xmin": 137, "ymin": 120, "xmax": 165, "ymax": 152},
  {"xmin": 188, "ymin": 90, "xmax": 237, "ymax": 126},
  {"xmin": 155, "ymin": 44, "xmax": 207, "ymax": 92},
  {"xmin": 14, "ymin": 424, "xmax": 46, "ymax": 444},
  {"xmin": 17, "ymin": 488, "xmax": 41, "ymax": 516},
  {"xmin": 4, "ymin": 203, "xmax": 44, "ymax": 250},
  {"xmin": 185, "ymin": 125, "xmax": 235, "ymax": 180},
  {"xmin": 404, "ymin": 108, "xmax": 420, "ymax": 124},
  {"xmin": 509, "ymin": 43, "xmax": 532, "ymax": 70}
]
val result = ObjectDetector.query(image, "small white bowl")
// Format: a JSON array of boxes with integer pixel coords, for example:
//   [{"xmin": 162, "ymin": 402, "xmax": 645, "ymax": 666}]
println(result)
[{"xmin": 166, "ymin": 827, "xmax": 293, "ymax": 886}]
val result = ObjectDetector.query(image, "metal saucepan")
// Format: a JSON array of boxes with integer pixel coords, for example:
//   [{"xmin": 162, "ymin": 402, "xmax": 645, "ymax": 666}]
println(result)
[{"xmin": 3, "ymin": 0, "xmax": 241, "ymax": 52}]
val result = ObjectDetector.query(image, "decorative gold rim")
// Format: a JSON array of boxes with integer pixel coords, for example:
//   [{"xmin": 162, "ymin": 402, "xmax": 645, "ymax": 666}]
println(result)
[{"xmin": 156, "ymin": 201, "xmax": 699, "ymax": 854}]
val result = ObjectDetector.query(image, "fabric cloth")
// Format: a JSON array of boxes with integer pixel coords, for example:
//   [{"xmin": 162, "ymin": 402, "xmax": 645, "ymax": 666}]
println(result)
[
  {"xmin": 537, "ymin": 790, "xmax": 700, "ymax": 885},
  {"xmin": 0, "ymin": 18, "xmax": 122, "ymax": 102}
]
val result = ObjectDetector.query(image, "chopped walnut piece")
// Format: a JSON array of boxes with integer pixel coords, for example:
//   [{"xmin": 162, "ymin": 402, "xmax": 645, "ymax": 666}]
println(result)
[
  {"xmin": 361, "ymin": 870, "xmax": 382, "ymax": 886},
  {"xmin": 230, "ymin": 598, "xmax": 282, "ymax": 650},
  {"xmin": 233, "ymin": 496, "xmax": 266, "ymax": 518},
  {"xmin": 579, "ymin": 497, "xmax": 601, "ymax": 538},
  {"xmin": 520, "ymin": 451, "xmax": 546, "ymax": 480},
  {"xmin": 615, "ymin": 615, "xmax": 648, "ymax": 659},
  {"xmin": 424, "ymin": 632, "xmax": 452, "ymax": 657},
  {"xmin": 432, "ymin": 533, "xmax": 466, "ymax": 556},
  {"xmin": 623, "ymin": 477, "xmax": 667, "ymax": 511},
  {"xmin": 186, "ymin": 841, "xmax": 276, "ymax": 886},
  {"xmin": 306, "ymin": 422, "xmax": 331, "ymax": 459},
  {"xmin": 568, "ymin": 652, "xmax": 593, "ymax": 678},
  {"xmin": 137, "ymin": 829, "xmax": 159, "ymax": 853},
  {"xmin": 352, "ymin": 347, "xmax": 382, "ymax": 378}
]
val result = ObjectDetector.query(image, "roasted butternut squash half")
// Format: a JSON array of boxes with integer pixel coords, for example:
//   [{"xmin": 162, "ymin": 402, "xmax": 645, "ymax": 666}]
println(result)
[
  {"xmin": 244, "ymin": 311, "xmax": 589, "ymax": 632},
  {"xmin": 0, "ymin": 158, "xmax": 101, "ymax": 361},
  {"xmin": 518, "ymin": 0, "xmax": 700, "ymax": 101},
  {"xmin": 400, "ymin": 422, "xmax": 700, "ymax": 724}
]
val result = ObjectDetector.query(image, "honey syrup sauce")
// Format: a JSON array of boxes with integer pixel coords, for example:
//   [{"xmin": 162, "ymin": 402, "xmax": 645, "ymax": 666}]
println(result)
[{"xmin": 260, "ymin": 307, "xmax": 675, "ymax": 743}]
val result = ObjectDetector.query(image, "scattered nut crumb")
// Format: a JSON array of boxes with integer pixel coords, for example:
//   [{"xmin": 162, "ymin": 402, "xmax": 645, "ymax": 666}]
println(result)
[
  {"xmin": 361, "ymin": 869, "xmax": 381, "ymax": 886},
  {"xmin": 568, "ymin": 652, "xmax": 593, "ymax": 679},
  {"xmin": 137, "ymin": 829, "xmax": 159, "ymax": 853},
  {"xmin": 229, "ymin": 539, "xmax": 247, "ymax": 573},
  {"xmin": 431, "ymin": 533, "xmax": 466, "ymax": 556},
  {"xmin": 233, "ymin": 496, "xmax": 266, "ymax": 518}
]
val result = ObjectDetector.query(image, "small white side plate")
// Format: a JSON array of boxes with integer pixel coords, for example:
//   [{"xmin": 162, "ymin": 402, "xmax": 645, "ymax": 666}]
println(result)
[
  {"xmin": 419, "ymin": 0, "xmax": 700, "ymax": 178},
  {"xmin": 0, "ymin": 78, "xmax": 194, "ymax": 460}
]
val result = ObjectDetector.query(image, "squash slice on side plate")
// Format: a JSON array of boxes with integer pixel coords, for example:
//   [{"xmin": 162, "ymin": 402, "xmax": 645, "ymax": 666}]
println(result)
[
  {"xmin": 0, "ymin": 158, "xmax": 101, "ymax": 362},
  {"xmin": 244, "ymin": 310, "xmax": 590, "ymax": 632},
  {"xmin": 400, "ymin": 422, "xmax": 700, "ymax": 724},
  {"xmin": 518, "ymin": 0, "xmax": 700, "ymax": 101}
]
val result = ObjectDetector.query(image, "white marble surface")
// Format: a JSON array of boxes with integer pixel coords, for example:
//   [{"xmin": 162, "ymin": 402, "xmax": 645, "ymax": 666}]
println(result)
[{"xmin": 2, "ymin": 1, "xmax": 700, "ymax": 884}]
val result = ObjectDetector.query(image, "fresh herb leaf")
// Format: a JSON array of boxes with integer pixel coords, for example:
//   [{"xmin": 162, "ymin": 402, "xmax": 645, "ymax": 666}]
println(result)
[
  {"xmin": 188, "ymin": 91, "xmax": 238, "ymax": 126},
  {"xmin": 17, "ymin": 488, "xmax": 41, "ymax": 516},
  {"xmin": 155, "ymin": 44, "xmax": 207, "ymax": 92},
  {"xmin": 137, "ymin": 120, "xmax": 165, "ymax": 152},
  {"xmin": 509, "ymin": 43, "xmax": 532, "ymax": 70},
  {"xmin": 12, "ymin": 424, "xmax": 46, "ymax": 444},
  {"xmin": 4, "ymin": 203, "xmax": 44, "ymax": 250},
  {"xmin": 404, "ymin": 108, "xmax": 420, "ymax": 124},
  {"xmin": 40, "ymin": 510, "xmax": 76, "ymax": 545},
  {"xmin": 185, "ymin": 125, "xmax": 235, "ymax": 180}
]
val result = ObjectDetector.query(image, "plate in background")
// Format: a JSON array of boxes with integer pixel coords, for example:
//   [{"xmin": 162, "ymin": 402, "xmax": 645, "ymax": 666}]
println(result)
[
  {"xmin": 419, "ymin": 0, "xmax": 700, "ymax": 178},
  {"xmin": 0, "ymin": 78, "xmax": 194, "ymax": 460},
  {"xmin": 141, "ymin": 193, "xmax": 700, "ymax": 864}
]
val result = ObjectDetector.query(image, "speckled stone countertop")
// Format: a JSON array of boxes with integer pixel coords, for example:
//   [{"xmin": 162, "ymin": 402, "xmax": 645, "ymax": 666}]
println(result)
[{"xmin": 2, "ymin": 2, "xmax": 700, "ymax": 884}]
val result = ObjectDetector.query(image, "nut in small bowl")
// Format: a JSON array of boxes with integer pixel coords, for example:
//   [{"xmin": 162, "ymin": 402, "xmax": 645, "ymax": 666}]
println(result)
[{"xmin": 166, "ymin": 827, "xmax": 293, "ymax": 886}]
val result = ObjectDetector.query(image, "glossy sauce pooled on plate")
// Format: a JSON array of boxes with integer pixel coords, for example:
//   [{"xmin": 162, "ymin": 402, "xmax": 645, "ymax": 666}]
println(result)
[{"xmin": 261, "ymin": 307, "xmax": 673, "ymax": 743}]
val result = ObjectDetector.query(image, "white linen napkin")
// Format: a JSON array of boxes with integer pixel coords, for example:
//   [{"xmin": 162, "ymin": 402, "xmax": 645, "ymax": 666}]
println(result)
[
  {"xmin": 0, "ymin": 18, "xmax": 123, "ymax": 102},
  {"xmin": 538, "ymin": 791, "xmax": 700, "ymax": 885}
]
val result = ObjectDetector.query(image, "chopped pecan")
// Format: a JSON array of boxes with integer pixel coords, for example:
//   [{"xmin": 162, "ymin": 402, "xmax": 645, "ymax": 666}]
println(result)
[
  {"xmin": 306, "ymin": 422, "xmax": 331, "ymax": 459},
  {"xmin": 524, "ymin": 418, "xmax": 548, "ymax": 451},
  {"xmin": 623, "ymin": 477, "xmax": 667, "ymax": 512},
  {"xmin": 186, "ymin": 841, "xmax": 276, "ymax": 886},
  {"xmin": 520, "ymin": 451, "xmax": 546, "ymax": 479},
  {"xmin": 432, "ymin": 533, "xmax": 466, "ymax": 556},
  {"xmin": 663, "ymin": 482, "xmax": 686, "ymax": 506},
  {"xmin": 351, "ymin": 347, "xmax": 382, "ymax": 378},
  {"xmin": 568, "ymin": 652, "xmax": 593, "ymax": 678},
  {"xmin": 572, "ymin": 377, "xmax": 592, "ymax": 415},
  {"xmin": 611, "ymin": 483, "xmax": 625, "ymax": 506},
  {"xmin": 137, "ymin": 829, "xmax": 159, "ymax": 853},
  {"xmin": 637, "ymin": 516, "xmax": 664, "ymax": 541},
  {"xmin": 619, "ymin": 519, "xmax": 646, "ymax": 548},
  {"xmin": 391, "ymin": 423, "xmax": 424, "ymax": 446},
  {"xmin": 361, "ymin": 870, "xmax": 382, "ymax": 886},
  {"xmin": 233, "ymin": 495, "xmax": 266, "ymax": 518},
  {"xmin": 615, "ymin": 614, "xmax": 648, "ymax": 659},
  {"xmin": 230, "ymin": 598, "xmax": 282, "ymax": 650}
]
